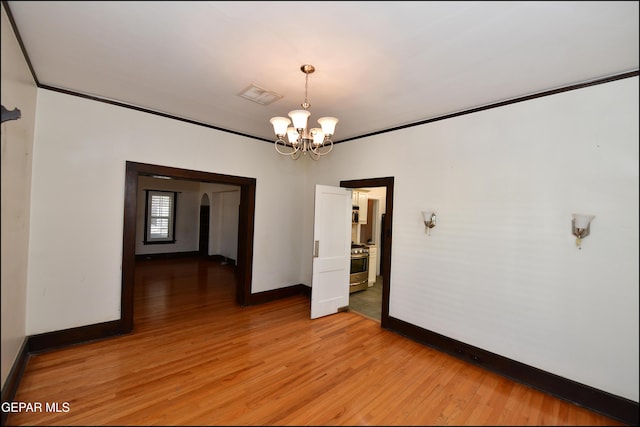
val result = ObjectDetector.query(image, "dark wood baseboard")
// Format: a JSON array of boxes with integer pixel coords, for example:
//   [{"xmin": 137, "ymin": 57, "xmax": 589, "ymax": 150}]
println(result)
[
  {"xmin": 387, "ymin": 316, "xmax": 639, "ymax": 426},
  {"xmin": 135, "ymin": 253, "xmax": 237, "ymax": 267},
  {"xmin": 208, "ymin": 254, "xmax": 236, "ymax": 266},
  {"xmin": 299, "ymin": 285, "xmax": 311, "ymax": 298},
  {"xmin": 27, "ymin": 320, "xmax": 125, "ymax": 354},
  {"xmin": 246, "ymin": 284, "xmax": 309, "ymax": 306},
  {"xmin": 14, "ymin": 284, "xmax": 307, "ymax": 355},
  {"xmin": 23, "ymin": 282, "xmax": 304, "ymax": 355},
  {"xmin": 1, "ymin": 338, "xmax": 29, "ymax": 427},
  {"xmin": 135, "ymin": 251, "xmax": 200, "ymax": 260}
]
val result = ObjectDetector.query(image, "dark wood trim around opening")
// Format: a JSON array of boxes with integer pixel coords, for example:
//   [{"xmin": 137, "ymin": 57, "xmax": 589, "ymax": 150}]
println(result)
[
  {"xmin": 121, "ymin": 161, "xmax": 257, "ymax": 332},
  {"xmin": 340, "ymin": 177, "xmax": 394, "ymax": 329}
]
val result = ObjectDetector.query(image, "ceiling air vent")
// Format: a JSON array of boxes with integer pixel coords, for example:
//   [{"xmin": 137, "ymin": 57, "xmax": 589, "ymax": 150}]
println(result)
[{"xmin": 238, "ymin": 84, "xmax": 283, "ymax": 106}]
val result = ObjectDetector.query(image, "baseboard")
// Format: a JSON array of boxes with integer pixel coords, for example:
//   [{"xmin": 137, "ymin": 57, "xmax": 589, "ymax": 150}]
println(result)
[
  {"xmin": 27, "ymin": 320, "xmax": 124, "ymax": 354},
  {"xmin": 387, "ymin": 316, "xmax": 639, "ymax": 426},
  {"xmin": 299, "ymin": 284, "xmax": 311, "ymax": 298},
  {"xmin": 247, "ymin": 284, "xmax": 309, "ymax": 305},
  {"xmin": 1, "ymin": 338, "xmax": 29, "ymax": 427},
  {"xmin": 209, "ymin": 255, "xmax": 236, "ymax": 266},
  {"xmin": 135, "ymin": 251, "xmax": 200, "ymax": 260},
  {"xmin": 24, "ymin": 283, "xmax": 307, "ymax": 352},
  {"xmin": 134, "ymin": 253, "xmax": 237, "ymax": 267}
]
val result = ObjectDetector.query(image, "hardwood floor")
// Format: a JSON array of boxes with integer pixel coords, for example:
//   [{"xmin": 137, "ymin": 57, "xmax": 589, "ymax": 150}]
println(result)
[{"xmin": 6, "ymin": 258, "xmax": 625, "ymax": 426}]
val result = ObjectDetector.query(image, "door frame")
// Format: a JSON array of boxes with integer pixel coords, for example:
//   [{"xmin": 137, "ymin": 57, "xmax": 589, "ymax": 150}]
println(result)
[
  {"xmin": 340, "ymin": 177, "xmax": 394, "ymax": 329},
  {"xmin": 120, "ymin": 161, "xmax": 256, "ymax": 333}
]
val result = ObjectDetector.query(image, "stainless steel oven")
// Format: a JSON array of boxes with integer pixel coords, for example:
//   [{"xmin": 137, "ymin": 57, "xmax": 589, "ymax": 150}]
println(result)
[{"xmin": 350, "ymin": 245, "xmax": 369, "ymax": 293}]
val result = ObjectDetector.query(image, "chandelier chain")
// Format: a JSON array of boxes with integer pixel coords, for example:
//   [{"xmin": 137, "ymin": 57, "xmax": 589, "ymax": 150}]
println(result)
[{"xmin": 302, "ymin": 72, "xmax": 310, "ymax": 110}]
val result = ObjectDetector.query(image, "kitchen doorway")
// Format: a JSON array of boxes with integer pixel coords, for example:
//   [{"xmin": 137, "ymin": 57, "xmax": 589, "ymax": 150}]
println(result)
[{"xmin": 340, "ymin": 177, "xmax": 394, "ymax": 329}]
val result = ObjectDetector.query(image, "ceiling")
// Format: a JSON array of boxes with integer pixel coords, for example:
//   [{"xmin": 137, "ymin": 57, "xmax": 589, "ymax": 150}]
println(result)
[{"xmin": 4, "ymin": 1, "xmax": 639, "ymax": 143}]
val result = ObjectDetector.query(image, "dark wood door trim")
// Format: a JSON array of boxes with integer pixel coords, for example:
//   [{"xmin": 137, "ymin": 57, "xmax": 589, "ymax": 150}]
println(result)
[
  {"xmin": 340, "ymin": 177, "xmax": 394, "ymax": 329},
  {"xmin": 121, "ymin": 161, "xmax": 256, "ymax": 332}
]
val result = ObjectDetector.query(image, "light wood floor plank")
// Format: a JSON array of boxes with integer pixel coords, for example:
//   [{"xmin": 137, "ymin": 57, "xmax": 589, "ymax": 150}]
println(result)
[{"xmin": 6, "ymin": 257, "xmax": 626, "ymax": 426}]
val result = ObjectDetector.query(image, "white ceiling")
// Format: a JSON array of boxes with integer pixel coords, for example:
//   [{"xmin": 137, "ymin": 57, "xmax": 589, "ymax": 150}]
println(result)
[{"xmin": 4, "ymin": 1, "xmax": 639, "ymax": 142}]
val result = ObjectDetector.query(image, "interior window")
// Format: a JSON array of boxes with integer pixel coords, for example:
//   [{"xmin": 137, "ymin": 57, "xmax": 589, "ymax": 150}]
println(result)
[{"xmin": 144, "ymin": 190, "xmax": 177, "ymax": 244}]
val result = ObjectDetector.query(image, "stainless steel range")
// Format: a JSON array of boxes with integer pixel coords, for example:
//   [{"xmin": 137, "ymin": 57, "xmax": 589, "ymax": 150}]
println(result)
[{"xmin": 350, "ymin": 244, "xmax": 369, "ymax": 293}]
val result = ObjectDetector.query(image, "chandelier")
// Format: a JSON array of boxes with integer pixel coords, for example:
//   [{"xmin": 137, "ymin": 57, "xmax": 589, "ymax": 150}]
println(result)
[{"xmin": 270, "ymin": 64, "xmax": 338, "ymax": 160}]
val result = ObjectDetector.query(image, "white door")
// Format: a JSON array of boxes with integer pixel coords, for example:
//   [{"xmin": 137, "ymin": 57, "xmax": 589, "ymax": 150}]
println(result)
[{"xmin": 310, "ymin": 184, "xmax": 352, "ymax": 319}]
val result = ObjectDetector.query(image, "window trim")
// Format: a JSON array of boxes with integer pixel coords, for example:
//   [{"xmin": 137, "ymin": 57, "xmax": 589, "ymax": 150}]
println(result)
[{"xmin": 143, "ymin": 190, "xmax": 177, "ymax": 244}]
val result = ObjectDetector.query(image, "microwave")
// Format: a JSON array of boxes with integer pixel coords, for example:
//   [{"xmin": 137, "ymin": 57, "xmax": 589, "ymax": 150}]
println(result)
[{"xmin": 352, "ymin": 205, "xmax": 360, "ymax": 223}]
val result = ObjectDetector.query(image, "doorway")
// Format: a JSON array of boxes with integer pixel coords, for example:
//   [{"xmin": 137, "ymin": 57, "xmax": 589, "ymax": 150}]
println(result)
[
  {"xmin": 199, "ymin": 194, "xmax": 210, "ymax": 257},
  {"xmin": 120, "ymin": 161, "xmax": 256, "ymax": 333},
  {"xmin": 340, "ymin": 177, "xmax": 394, "ymax": 329}
]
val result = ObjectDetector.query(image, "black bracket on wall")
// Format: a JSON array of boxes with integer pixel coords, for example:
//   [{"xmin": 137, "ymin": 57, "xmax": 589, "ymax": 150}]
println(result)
[{"xmin": 1, "ymin": 105, "xmax": 22, "ymax": 123}]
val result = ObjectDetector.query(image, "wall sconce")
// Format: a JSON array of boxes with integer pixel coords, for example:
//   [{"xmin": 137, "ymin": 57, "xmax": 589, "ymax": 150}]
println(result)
[
  {"xmin": 572, "ymin": 213, "xmax": 594, "ymax": 249},
  {"xmin": 422, "ymin": 211, "xmax": 436, "ymax": 235}
]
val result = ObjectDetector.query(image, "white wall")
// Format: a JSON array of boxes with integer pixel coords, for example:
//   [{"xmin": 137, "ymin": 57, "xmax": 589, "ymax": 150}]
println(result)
[
  {"xmin": 209, "ymin": 192, "xmax": 222, "ymax": 255},
  {"xmin": 307, "ymin": 77, "xmax": 639, "ymax": 402},
  {"xmin": 219, "ymin": 190, "xmax": 240, "ymax": 261},
  {"xmin": 204, "ymin": 187, "xmax": 240, "ymax": 260},
  {"xmin": 26, "ymin": 89, "xmax": 307, "ymax": 336},
  {"xmin": 1, "ymin": 4, "xmax": 38, "ymax": 388}
]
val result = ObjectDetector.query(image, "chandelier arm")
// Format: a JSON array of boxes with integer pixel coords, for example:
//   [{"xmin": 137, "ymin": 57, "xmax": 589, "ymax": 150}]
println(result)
[
  {"xmin": 321, "ymin": 139, "xmax": 334, "ymax": 155},
  {"xmin": 275, "ymin": 138, "xmax": 299, "ymax": 156},
  {"xmin": 310, "ymin": 139, "xmax": 333, "ymax": 156}
]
